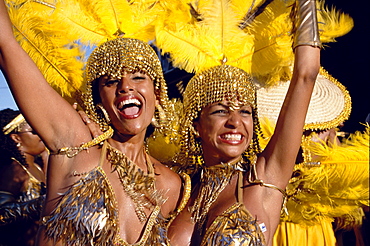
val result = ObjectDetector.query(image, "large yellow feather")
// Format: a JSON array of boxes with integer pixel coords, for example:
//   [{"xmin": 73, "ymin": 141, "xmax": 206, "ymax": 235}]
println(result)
[
  {"xmin": 155, "ymin": 0, "xmax": 353, "ymax": 87},
  {"xmin": 7, "ymin": 1, "xmax": 85, "ymax": 103},
  {"xmin": 318, "ymin": 1, "xmax": 354, "ymax": 43},
  {"xmin": 288, "ymin": 127, "xmax": 369, "ymax": 228},
  {"xmin": 156, "ymin": 0, "xmax": 255, "ymax": 74},
  {"xmin": 5, "ymin": 0, "xmax": 166, "ymax": 100},
  {"xmin": 260, "ymin": 119, "xmax": 369, "ymax": 228}
]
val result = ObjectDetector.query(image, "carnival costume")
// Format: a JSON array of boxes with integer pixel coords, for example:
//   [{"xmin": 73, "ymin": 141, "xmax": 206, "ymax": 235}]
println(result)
[
  {"xmin": 257, "ymin": 68, "xmax": 369, "ymax": 245},
  {"xmin": 4, "ymin": 0, "xmax": 352, "ymax": 245},
  {"xmin": 0, "ymin": 114, "xmax": 46, "ymax": 246},
  {"xmin": 148, "ymin": 0, "xmax": 351, "ymax": 245},
  {"xmin": 43, "ymin": 38, "xmax": 190, "ymax": 245},
  {"xmin": 4, "ymin": 2, "xmax": 190, "ymax": 245}
]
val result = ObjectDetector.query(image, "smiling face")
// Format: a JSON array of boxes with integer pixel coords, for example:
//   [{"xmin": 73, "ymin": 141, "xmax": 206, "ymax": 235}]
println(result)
[
  {"xmin": 195, "ymin": 101, "xmax": 254, "ymax": 165},
  {"xmin": 83, "ymin": 38, "xmax": 170, "ymax": 134},
  {"xmin": 98, "ymin": 71, "xmax": 157, "ymax": 137}
]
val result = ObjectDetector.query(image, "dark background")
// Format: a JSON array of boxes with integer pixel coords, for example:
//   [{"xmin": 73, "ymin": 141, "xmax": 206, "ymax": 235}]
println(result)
[{"xmin": 320, "ymin": 0, "xmax": 370, "ymax": 134}]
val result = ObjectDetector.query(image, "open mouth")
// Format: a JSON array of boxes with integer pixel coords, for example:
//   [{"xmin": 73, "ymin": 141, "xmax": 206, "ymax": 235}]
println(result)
[
  {"xmin": 117, "ymin": 98, "xmax": 142, "ymax": 117},
  {"xmin": 220, "ymin": 133, "xmax": 243, "ymax": 141}
]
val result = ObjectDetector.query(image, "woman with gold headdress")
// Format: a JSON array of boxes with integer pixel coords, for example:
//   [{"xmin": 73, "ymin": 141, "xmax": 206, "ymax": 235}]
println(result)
[
  {"xmin": 0, "ymin": 108, "xmax": 47, "ymax": 246},
  {"xmin": 0, "ymin": 1, "xmax": 190, "ymax": 245},
  {"xmin": 162, "ymin": 0, "xmax": 322, "ymax": 245}
]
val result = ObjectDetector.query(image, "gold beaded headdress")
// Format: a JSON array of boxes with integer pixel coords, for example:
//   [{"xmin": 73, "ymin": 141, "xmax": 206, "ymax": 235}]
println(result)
[
  {"xmin": 81, "ymin": 38, "xmax": 172, "ymax": 132},
  {"xmin": 154, "ymin": 1, "xmax": 352, "ymax": 172},
  {"xmin": 176, "ymin": 65, "xmax": 262, "ymax": 172},
  {"xmin": 2, "ymin": 114, "xmax": 26, "ymax": 135}
]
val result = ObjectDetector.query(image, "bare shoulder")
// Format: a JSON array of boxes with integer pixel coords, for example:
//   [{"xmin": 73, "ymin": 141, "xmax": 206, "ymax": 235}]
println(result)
[{"xmin": 151, "ymin": 157, "xmax": 181, "ymax": 183}]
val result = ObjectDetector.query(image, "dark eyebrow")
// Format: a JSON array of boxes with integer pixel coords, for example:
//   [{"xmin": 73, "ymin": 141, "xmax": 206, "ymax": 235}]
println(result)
[{"xmin": 215, "ymin": 102, "xmax": 227, "ymax": 107}]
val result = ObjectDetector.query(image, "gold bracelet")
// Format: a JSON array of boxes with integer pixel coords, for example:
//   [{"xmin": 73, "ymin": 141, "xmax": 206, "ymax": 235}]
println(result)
[{"xmin": 50, "ymin": 127, "xmax": 113, "ymax": 158}]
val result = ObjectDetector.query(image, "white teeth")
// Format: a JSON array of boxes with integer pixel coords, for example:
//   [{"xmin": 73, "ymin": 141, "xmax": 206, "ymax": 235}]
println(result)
[
  {"xmin": 117, "ymin": 98, "xmax": 141, "ymax": 109},
  {"xmin": 222, "ymin": 134, "xmax": 242, "ymax": 141}
]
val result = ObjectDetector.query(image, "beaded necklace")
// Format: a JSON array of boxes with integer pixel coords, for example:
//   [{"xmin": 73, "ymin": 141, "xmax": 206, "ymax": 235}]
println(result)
[
  {"xmin": 106, "ymin": 142, "xmax": 167, "ymax": 222},
  {"xmin": 189, "ymin": 157, "xmax": 245, "ymax": 228}
]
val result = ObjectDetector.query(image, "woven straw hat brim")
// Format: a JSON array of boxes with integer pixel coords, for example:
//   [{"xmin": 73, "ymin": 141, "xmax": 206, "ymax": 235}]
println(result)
[{"xmin": 257, "ymin": 68, "xmax": 352, "ymax": 130}]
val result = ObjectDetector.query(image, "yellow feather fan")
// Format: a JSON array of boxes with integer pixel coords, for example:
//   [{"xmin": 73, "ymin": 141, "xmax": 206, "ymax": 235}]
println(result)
[
  {"xmin": 156, "ymin": 0, "xmax": 255, "ymax": 74},
  {"xmin": 5, "ymin": 0, "xmax": 165, "ymax": 101},
  {"xmin": 156, "ymin": 0, "xmax": 353, "ymax": 87},
  {"xmin": 261, "ymin": 119, "xmax": 369, "ymax": 228},
  {"xmin": 250, "ymin": 0, "xmax": 353, "ymax": 85},
  {"xmin": 47, "ymin": 0, "xmax": 163, "ymax": 45},
  {"xmin": 318, "ymin": 1, "xmax": 354, "ymax": 43},
  {"xmin": 6, "ymin": 0, "xmax": 85, "ymax": 103}
]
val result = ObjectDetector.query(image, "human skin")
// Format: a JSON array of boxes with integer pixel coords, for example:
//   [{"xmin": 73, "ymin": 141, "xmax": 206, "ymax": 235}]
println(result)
[
  {"xmin": 0, "ymin": 1, "xmax": 182, "ymax": 245},
  {"xmin": 168, "ymin": 46, "xmax": 320, "ymax": 246}
]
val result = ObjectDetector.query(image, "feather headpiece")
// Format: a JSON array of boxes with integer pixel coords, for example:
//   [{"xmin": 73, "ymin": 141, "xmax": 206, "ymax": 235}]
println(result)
[
  {"xmin": 5, "ymin": 0, "xmax": 165, "ymax": 101},
  {"xmin": 155, "ymin": 0, "xmax": 353, "ymax": 86}
]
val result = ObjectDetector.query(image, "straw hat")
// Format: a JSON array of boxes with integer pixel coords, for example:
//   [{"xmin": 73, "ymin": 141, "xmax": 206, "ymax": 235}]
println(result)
[{"xmin": 256, "ymin": 67, "xmax": 352, "ymax": 130}]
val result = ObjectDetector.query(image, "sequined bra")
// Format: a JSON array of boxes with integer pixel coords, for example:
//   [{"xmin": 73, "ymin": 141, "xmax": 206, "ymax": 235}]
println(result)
[
  {"xmin": 42, "ymin": 142, "xmax": 190, "ymax": 246},
  {"xmin": 200, "ymin": 172, "xmax": 266, "ymax": 246}
]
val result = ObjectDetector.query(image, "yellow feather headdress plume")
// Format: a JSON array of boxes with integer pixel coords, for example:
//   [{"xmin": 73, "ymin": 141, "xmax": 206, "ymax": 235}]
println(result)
[
  {"xmin": 47, "ymin": 0, "xmax": 163, "ymax": 45},
  {"xmin": 156, "ymin": 0, "xmax": 255, "ymax": 74},
  {"xmin": 6, "ymin": 0, "xmax": 165, "ymax": 100},
  {"xmin": 155, "ymin": 0, "xmax": 353, "ymax": 86},
  {"xmin": 246, "ymin": 0, "xmax": 353, "ymax": 85},
  {"xmin": 260, "ymin": 119, "xmax": 369, "ymax": 228},
  {"xmin": 6, "ymin": 0, "xmax": 84, "ymax": 103}
]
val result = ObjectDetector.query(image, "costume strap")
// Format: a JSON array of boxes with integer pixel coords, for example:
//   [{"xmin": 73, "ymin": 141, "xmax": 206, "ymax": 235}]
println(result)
[
  {"xmin": 11, "ymin": 157, "xmax": 39, "ymax": 182},
  {"xmin": 247, "ymin": 157, "xmax": 288, "ymax": 213},
  {"xmin": 98, "ymin": 141, "xmax": 108, "ymax": 167},
  {"xmin": 50, "ymin": 126, "xmax": 113, "ymax": 158},
  {"xmin": 167, "ymin": 172, "xmax": 191, "ymax": 226},
  {"xmin": 237, "ymin": 171, "xmax": 244, "ymax": 203}
]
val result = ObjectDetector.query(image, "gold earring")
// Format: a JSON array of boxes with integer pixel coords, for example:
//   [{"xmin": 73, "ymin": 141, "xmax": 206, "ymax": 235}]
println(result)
[
  {"xmin": 191, "ymin": 126, "xmax": 200, "ymax": 138},
  {"xmin": 96, "ymin": 104, "xmax": 111, "ymax": 124},
  {"xmin": 151, "ymin": 116, "xmax": 159, "ymax": 128}
]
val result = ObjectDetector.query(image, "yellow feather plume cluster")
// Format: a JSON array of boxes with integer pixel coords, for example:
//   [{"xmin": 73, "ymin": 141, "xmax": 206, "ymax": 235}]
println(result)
[
  {"xmin": 48, "ymin": 0, "xmax": 163, "ymax": 45},
  {"xmin": 5, "ymin": 0, "xmax": 165, "ymax": 100},
  {"xmin": 6, "ymin": 0, "xmax": 84, "ymax": 103},
  {"xmin": 156, "ymin": 0, "xmax": 255, "ymax": 74},
  {"xmin": 155, "ymin": 0, "xmax": 353, "ymax": 86},
  {"xmin": 318, "ymin": 1, "xmax": 354, "ymax": 44},
  {"xmin": 260, "ymin": 119, "xmax": 369, "ymax": 228},
  {"xmin": 6, "ymin": 0, "xmax": 354, "ymax": 99}
]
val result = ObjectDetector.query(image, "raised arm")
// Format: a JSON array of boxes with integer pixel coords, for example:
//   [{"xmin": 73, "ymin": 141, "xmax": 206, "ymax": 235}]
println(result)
[
  {"xmin": 261, "ymin": 0, "xmax": 321, "ymax": 187},
  {"xmin": 0, "ymin": 0, "xmax": 91, "ymax": 151}
]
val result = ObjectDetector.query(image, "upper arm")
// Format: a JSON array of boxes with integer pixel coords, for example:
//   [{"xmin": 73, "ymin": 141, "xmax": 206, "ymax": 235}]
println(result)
[
  {"xmin": 0, "ymin": 1, "xmax": 91, "ymax": 152},
  {"xmin": 261, "ymin": 46, "xmax": 320, "ymax": 186}
]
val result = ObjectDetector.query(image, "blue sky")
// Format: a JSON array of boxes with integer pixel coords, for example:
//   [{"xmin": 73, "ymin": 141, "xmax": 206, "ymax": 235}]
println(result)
[{"xmin": 0, "ymin": 72, "xmax": 18, "ymax": 110}]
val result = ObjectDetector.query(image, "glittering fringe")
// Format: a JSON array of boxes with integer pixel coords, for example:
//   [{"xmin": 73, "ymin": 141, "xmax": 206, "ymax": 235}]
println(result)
[
  {"xmin": 189, "ymin": 160, "xmax": 245, "ymax": 228},
  {"xmin": 107, "ymin": 143, "xmax": 167, "ymax": 222},
  {"xmin": 43, "ymin": 167, "xmax": 117, "ymax": 245}
]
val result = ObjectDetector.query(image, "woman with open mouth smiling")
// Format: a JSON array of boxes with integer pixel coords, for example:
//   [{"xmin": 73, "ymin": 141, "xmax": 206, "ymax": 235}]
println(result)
[
  {"xmin": 165, "ymin": 0, "xmax": 322, "ymax": 245},
  {"xmin": 0, "ymin": 1, "xmax": 190, "ymax": 244}
]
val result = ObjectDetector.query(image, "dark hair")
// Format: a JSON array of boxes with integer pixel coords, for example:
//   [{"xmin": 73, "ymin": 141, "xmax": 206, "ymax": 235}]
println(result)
[{"xmin": 0, "ymin": 108, "xmax": 28, "ymax": 168}]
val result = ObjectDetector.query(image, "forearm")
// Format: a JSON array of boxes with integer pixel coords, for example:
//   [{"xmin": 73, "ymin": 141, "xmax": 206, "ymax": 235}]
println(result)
[{"xmin": 265, "ymin": 0, "xmax": 321, "ymax": 183}]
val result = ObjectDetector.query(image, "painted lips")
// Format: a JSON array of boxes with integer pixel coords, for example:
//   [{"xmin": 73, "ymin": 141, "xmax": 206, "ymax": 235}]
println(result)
[{"xmin": 219, "ymin": 133, "xmax": 244, "ymax": 144}]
